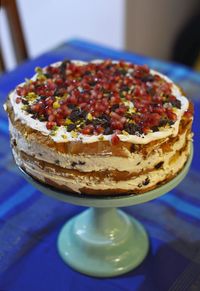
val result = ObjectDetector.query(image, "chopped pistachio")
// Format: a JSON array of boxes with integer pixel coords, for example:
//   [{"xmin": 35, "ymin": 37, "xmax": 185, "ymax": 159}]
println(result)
[
  {"xmin": 52, "ymin": 125, "xmax": 59, "ymax": 131},
  {"xmin": 65, "ymin": 118, "xmax": 72, "ymax": 125},
  {"xmin": 35, "ymin": 66, "xmax": 46, "ymax": 81},
  {"xmin": 50, "ymin": 131, "xmax": 56, "ymax": 136},
  {"xmin": 35, "ymin": 67, "xmax": 43, "ymax": 74},
  {"xmin": 25, "ymin": 78, "xmax": 32, "ymax": 84},
  {"xmin": 71, "ymin": 131, "xmax": 78, "ymax": 138},
  {"xmin": 128, "ymin": 107, "xmax": 136, "ymax": 114},
  {"xmin": 50, "ymin": 126, "xmax": 58, "ymax": 136},
  {"xmin": 53, "ymin": 101, "xmax": 60, "ymax": 109},
  {"xmin": 21, "ymin": 105, "xmax": 29, "ymax": 110},
  {"xmin": 61, "ymin": 134, "xmax": 67, "ymax": 139},
  {"xmin": 26, "ymin": 92, "xmax": 37, "ymax": 101},
  {"xmin": 87, "ymin": 113, "xmax": 93, "ymax": 121},
  {"xmin": 122, "ymin": 130, "xmax": 129, "ymax": 135},
  {"xmin": 98, "ymin": 135, "xmax": 105, "ymax": 141},
  {"xmin": 37, "ymin": 74, "xmax": 46, "ymax": 81}
]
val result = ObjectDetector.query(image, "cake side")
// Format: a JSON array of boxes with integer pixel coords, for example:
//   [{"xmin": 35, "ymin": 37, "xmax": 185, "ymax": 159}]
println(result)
[{"xmin": 8, "ymin": 105, "xmax": 193, "ymax": 194}]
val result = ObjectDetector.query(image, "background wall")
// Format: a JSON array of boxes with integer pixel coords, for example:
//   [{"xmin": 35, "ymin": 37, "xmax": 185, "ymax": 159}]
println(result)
[
  {"xmin": 125, "ymin": 0, "xmax": 199, "ymax": 60},
  {"xmin": 1, "ymin": 0, "xmax": 125, "ymax": 70},
  {"xmin": 17, "ymin": 0, "xmax": 125, "ymax": 56},
  {"xmin": 0, "ymin": 0, "xmax": 199, "ymax": 71}
]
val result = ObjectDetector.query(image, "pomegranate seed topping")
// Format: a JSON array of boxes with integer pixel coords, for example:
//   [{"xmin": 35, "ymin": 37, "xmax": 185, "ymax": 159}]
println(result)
[
  {"xmin": 153, "ymin": 106, "xmax": 165, "ymax": 114},
  {"xmin": 46, "ymin": 121, "xmax": 56, "ymax": 130},
  {"xmin": 115, "ymin": 107, "xmax": 126, "ymax": 115},
  {"xmin": 15, "ymin": 60, "xmax": 182, "ymax": 139},
  {"xmin": 16, "ymin": 97, "xmax": 22, "ymax": 104},
  {"xmin": 111, "ymin": 134, "xmax": 120, "ymax": 145},
  {"xmin": 31, "ymin": 104, "xmax": 41, "ymax": 112},
  {"xmin": 96, "ymin": 125, "xmax": 104, "ymax": 134},
  {"xmin": 48, "ymin": 114, "xmax": 55, "ymax": 122},
  {"xmin": 110, "ymin": 112, "xmax": 121, "ymax": 120},
  {"xmin": 81, "ymin": 125, "xmax": 94, "ymax": 135},
  {"xmin": 57, "ymin": 119, "xmax": 65, "ymax": 126},
  {"xmin": 166, "ymin": 110, "xmax": 177, "ymax": 121},
  {"xmin": 68, "ymin": 96, "xmax": 78, "ymax": 105},
  {"xmin": 183, "ymin": 110, "xmax": 193, "ymax": 119}
]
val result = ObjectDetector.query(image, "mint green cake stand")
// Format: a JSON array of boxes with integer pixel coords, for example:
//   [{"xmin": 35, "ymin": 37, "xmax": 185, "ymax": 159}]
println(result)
[{"xmin": 19, "ymin": 146, "xmax": 193, "ymax": 277}]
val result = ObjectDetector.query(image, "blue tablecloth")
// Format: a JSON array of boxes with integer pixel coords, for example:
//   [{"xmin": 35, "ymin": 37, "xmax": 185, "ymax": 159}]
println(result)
[{"xmin": 0, "ymin": 39, "xmax": 200, "ymax": 291}]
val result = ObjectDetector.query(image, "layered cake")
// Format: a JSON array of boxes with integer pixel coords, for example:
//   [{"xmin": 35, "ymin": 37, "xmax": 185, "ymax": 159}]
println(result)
[{"xmin": 5, "ymin": 60, "xmax": 193, "ymax": 195}]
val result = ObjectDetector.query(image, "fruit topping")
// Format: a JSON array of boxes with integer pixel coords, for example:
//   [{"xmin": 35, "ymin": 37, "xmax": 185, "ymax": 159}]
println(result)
[{"xmin": 15, "ymin": 60, "xmax": 184, "ymax": 139}]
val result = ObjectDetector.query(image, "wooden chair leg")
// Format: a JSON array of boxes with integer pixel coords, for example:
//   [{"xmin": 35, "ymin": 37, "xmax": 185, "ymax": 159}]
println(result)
[
  {"xmin": 0, "ymin": 48, "xmax": 6, "ymax": 73},
  {"xmin": 2, "ymin": 0, "xmax": 28, "ymax": 64}
]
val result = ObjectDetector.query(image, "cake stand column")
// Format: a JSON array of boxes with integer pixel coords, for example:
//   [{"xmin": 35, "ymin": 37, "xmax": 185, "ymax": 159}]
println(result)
[{"xmin": 57, "ymin": 206, "xmax": 149, "ymax": 277}]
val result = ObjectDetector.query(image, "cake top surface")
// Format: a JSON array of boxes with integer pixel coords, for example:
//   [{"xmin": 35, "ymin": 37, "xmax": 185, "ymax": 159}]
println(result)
[{"xmin": 8, "ymin": 59, "xmax": 190, "ymax": 144}]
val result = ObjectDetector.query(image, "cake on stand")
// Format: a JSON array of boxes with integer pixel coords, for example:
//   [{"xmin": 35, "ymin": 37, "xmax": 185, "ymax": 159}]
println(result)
[{"xmin": 19, "ymin": 145, "xmax": 193, "ymax": 278}]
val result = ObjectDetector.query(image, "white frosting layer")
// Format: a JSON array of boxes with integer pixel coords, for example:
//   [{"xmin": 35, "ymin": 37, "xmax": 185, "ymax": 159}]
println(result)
[
  {"xmin": 9, "ymin": 120, "xmax": 191, "ymax": 173},
  {"xmin": 12, "ymin": 142, "xmax": 191, "ymax": 194},
  {"xmin": 9, "ymin": 60, "xmax": 189, "ymax": 144}
]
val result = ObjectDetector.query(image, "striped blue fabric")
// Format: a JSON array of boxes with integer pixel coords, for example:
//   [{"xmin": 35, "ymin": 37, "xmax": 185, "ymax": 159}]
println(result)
[{"xmin": 0, "ymin": 39, "xmax": 199, "ymax": 291}]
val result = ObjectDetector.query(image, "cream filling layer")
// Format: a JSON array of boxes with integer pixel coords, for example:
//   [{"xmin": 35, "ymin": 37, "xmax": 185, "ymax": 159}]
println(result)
[
  {"xmin": 9, "ymin": 120, "xmax": 191, "ymax": 173},
  {"xmin": 12, "ymin": 142, "xmax": 191, "ymax": 194},
  {"xmin": 8, "ymin": 60, "xmax": 189, "ymax": 144}
]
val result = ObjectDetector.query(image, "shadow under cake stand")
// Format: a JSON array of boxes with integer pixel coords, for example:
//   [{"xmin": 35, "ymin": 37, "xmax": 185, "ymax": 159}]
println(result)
[{"xmin": 19, "ymin": 146, "xmax": 193, "ymax": 277}]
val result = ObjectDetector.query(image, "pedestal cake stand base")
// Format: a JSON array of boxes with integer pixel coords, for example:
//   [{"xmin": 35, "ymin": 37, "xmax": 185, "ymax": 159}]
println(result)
[{"xmin": 58, "ymin": 207, "xmax": 148, "ymax": 277}]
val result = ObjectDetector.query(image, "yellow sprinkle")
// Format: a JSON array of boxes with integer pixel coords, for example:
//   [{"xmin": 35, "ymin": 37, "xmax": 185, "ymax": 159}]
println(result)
[
  {"xmin": 65, "ymin": 118, "xmax": 72, "ymax": 125},
  {"xmin": 87, "ymin": 113, "xmax": 93, "ymax": 121},
  {"xmin": 71, "ymin": 131, "xmax": 78, "ymax": 138},
  {"xmin": 53, "ymin": 101, "xmax": 60, "ymax": 109}
]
